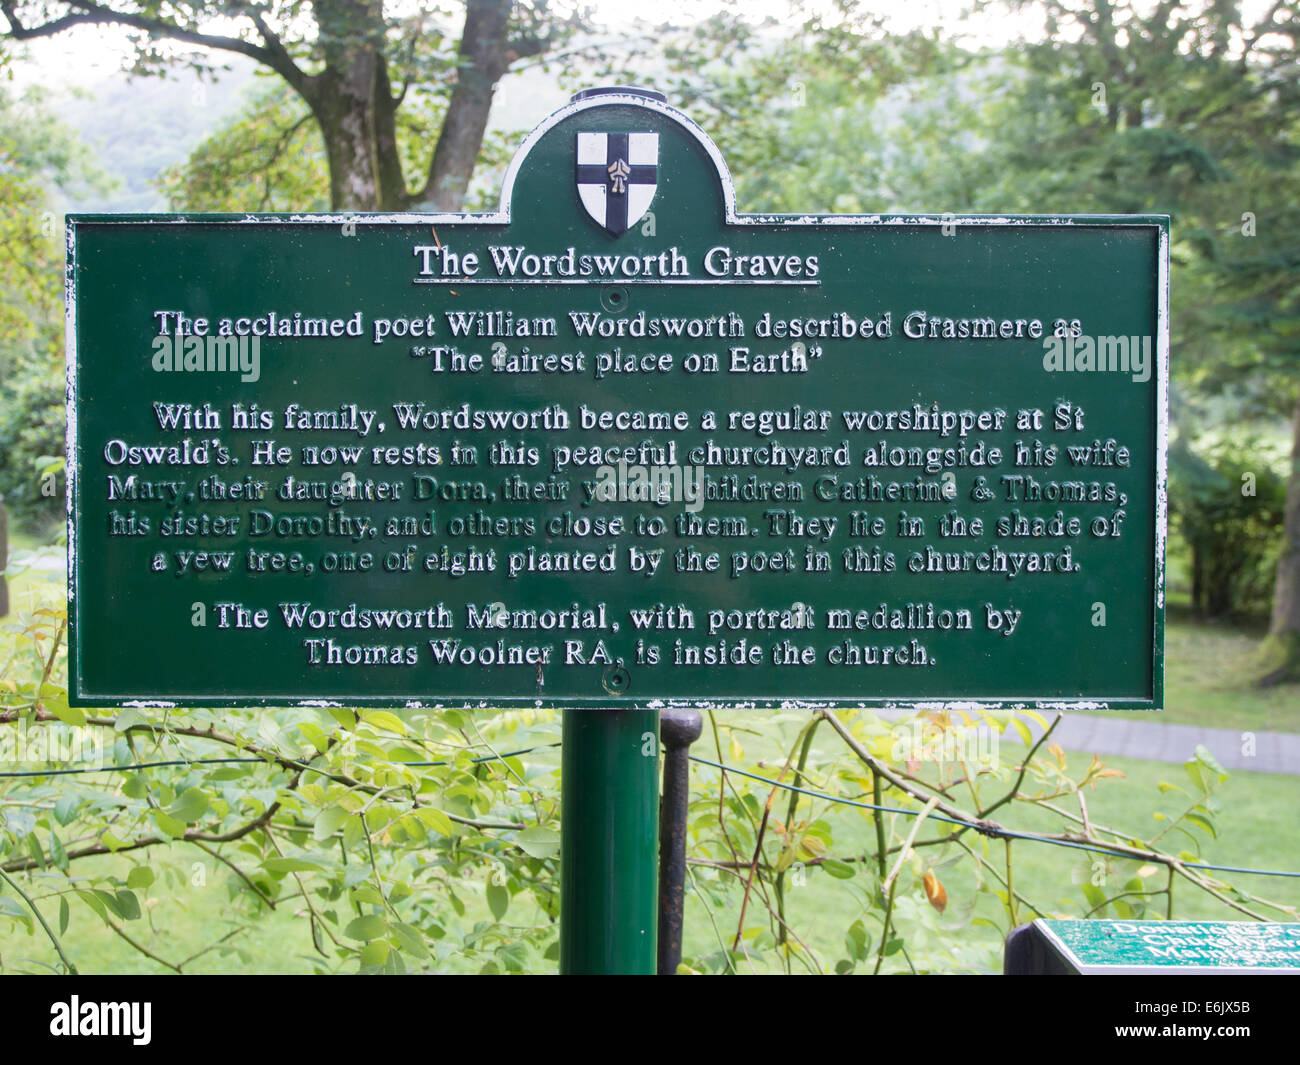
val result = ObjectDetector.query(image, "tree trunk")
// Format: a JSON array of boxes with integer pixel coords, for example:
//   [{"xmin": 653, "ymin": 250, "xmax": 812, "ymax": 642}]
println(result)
[
  {"xmin": 421, "ymin": 0, "xmax": 515, "ymax": 211},
  {"xmin": 1190, "ymin": 542, "xmax": 1203, "ymax": 615},
  {"xmin": 306, "ymin": 0, "xmax": 518, "ymax": 212},
  {"xmin": 373, "ymin": 59, "xmax": 406, "ymax": 210},
  {"xmin": 311, "ymin": 0, "xmax": 384, "ymax": 211},
  {"xmin": 1256, "ymin": 383, "xmax": 1300, "ymax": 684}
]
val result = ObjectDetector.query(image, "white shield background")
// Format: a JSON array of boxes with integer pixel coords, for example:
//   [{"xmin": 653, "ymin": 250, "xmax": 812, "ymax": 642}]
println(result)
[{"xmin": 576, "ymin": 132, "xmax": 658, "ymax": 234}]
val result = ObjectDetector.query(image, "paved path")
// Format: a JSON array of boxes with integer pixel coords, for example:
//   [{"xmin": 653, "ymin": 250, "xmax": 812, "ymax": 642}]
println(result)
[
  {"xmin": 1018, "ymin": 715, "xmax": 1300, "ymax": 776},
  {"xmin": 873, "ymin": 707, "xmax": 1300, "ymax": 775}
]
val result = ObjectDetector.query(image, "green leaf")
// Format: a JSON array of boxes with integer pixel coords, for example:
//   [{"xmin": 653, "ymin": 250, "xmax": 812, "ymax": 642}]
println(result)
[
  {"xmin": 390, "ymin": 920, "xmax": 430, "ymax": 959},
  {"xmin": 1081, "ymin": 882, "xmax": 1107, "ymax": 909},
  {"xmin": 102, "ymin": 827, "xmax": 132, "ymax": 853},
  {"xmin": 351, "ymin": 884, "xmax": 383, "ymax": 906},
  {"xmin": 47, "ymin": 702, "xmax": 86, "ymax": 728},
  {"xmin": 122, "ymin": 773, "xmax": 148, "ymax": 799},
  {"xmin": 1193, "ymin": 744, "xmax": 1227, "ymax": 778},
  {"xmin": 75, "ymin": 890, "xmax": 107, "ymax": 921},
  {"xmin": 93, "ymin": 889, "xmax": 123, "ymax": 919},
  {"xmin": 486, "ymin": 882, "xmax": 509, "ymax": 920},
  {"xmin": 58, "ymin": 895, "xmax": 70, "ymax": 936},
  {"xmin": 359, "ymin": 939, "xmax": 390, "ymax": 967},
  {"xmin": 498, "ymin": 941, "xmax": 532, "ymax": 971},
  {"xmin": 114, "ymin": 707, "xmax": 141, "ymax": 733},
  {"xmin": 845, "ymin": 919, "xmax": 868, "ymax": 960},
  {"xmin": 115, "ymin": 889, "xmax": 141, "ymax": 921},
  {"xmin": 49, "ymin": 831, "xmax": 68, "ymax": 873},
  {"xmin": 314, "ymin": 804, "xmax": 349, "ymax": 842},
  {"xmin": 53, "ymin": 795, "xmax": 80, "ymax": 827},
  {"xmin": 265, "ymin": 857, "xmax": 328, "ymax": 875},
  {"xmin": 515, "ymin": 827, "xmax": 560, "ymax": 859},
  {"xmin": 151, "ymin": 811, "xmax": 187, "ymax": 839},
  {"xmin": 362, "ymin": 711, "xmax": 407, "ymax": 736},
  {"xmin": 414, "ymin": 807, "xmax": 454, "ymax": 837},
  {"xmin": 342, "ymin": 814, "xmax": 366, "ymax": 850},
  {"xmin": 1184, "ymin": 812, "xmax": 1218, "ymax": 838},
  {"xmin": 344, "ymin": 914, "xmax": 387, "ymax": 941},
  {"xmin": 168, "ymin": 787, "xmax": 209, "ymax": 823},
  {"xmin": 822, "ymin": 858, "xmax": 856, "ymax": 880},
  {"xmin": 298, "ymin": 721, "xmax": 329, "ymax": 754},
  {"xmin": 26, "ymin": 834, "xmax": 46, "ymax": 870},
  {"xmin": 327, "ymin": 707, "xmax": 357, "ymax": 729},
  {"xmin": 0, "ymin": 896, "xmax": 32, "ymax": 926},
  {"xmin": 209, "ymin": 767, "xmax": 248, "ymax": 782},
  {"xmin": 126, "ymin": 866, "xmax": 155, "ymax": 890}
]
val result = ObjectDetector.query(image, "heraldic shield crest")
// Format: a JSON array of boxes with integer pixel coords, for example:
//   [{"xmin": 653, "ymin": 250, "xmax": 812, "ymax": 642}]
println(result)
[{"xmin": 575, "ymin": 132, "xmax": 658, "ymax": 236}]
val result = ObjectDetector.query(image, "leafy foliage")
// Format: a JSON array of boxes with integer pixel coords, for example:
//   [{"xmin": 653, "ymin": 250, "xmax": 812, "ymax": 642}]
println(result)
[
  {"xmin": 1171, "ymin": 435, "xmax": 1287, "ymax": 617},
  {"xmin": 157, "ymin": 80, "xmax": 330, "ymax": 212},
  {"xmin": 0, "ymin": 359, "xmax": 63, "ymax": 531},
  {"xmin": 0, "ymin": 85, "xmax": 109, "ymax": 532}
]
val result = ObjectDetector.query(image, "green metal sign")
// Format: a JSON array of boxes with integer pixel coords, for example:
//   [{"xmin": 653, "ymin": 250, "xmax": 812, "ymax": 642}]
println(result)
[
  {"xmin": 67, "ymin": 89, "xmax": 1167, "ymax": 709},
  {"xmin": 1035, "ymin": 919, "xmax": 1300, "ymax": 973}
]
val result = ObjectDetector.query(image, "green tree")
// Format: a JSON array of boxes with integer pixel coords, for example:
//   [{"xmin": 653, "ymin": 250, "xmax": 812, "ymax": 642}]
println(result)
[
  {"xmin": 157, "ymin": 75, "xmax": 518, "ymax": 213},
  {"xmin": 0, "ymin": 1, "xmax": 583, "ymax": 211},
  {"xmin": 990, "ymin": 0, "xmax": 1300, "ymax": 678},
  {"xmin": 675, "ymin": 0, "xmax": 1300, "ymax": 678},
  {"xmin": 0, "ymin": 84, "xmax": 108, "ymax": 529}
]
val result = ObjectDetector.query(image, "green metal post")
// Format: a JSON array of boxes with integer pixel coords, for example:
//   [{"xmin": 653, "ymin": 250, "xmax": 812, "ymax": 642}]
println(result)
[{"xmin": 560, "ymin": 707, "xmax": 660, "ymax": 974}]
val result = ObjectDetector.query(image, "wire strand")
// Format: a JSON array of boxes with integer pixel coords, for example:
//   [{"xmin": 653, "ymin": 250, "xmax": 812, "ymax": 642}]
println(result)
[
  {"xmin": 1, "ymin": 742, "xmax": 1293, "ymax": 881},
  {"xmin": 687, "ymin": 754, "xmax": 1300, "ymax": 880}
]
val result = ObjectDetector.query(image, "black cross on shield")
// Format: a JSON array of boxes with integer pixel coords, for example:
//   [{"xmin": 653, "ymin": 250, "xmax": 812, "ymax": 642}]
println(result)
[{"xmin": 575, "ymin": 132, "xmax": 659, "ymax": 236}]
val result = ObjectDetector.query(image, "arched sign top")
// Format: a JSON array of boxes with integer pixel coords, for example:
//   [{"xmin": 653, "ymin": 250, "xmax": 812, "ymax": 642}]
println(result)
[{"xmin": 494, "ymin": 88, "xmax": 741, "ymax": 228}]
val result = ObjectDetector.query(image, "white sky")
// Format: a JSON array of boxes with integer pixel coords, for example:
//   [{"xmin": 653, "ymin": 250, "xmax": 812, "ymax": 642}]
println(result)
[
  {"xmin": 6, "ymin": 1, "xmax": 1040, "ymax": 89},
  {"xmin": 4, "ymin": 0, "xmax": 1277, "ymax": 93}
]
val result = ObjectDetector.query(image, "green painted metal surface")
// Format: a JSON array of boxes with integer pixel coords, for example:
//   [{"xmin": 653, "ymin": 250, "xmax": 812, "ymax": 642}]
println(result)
[
  {"xmin": 1036, "ymin": 919, "xmax": 1300, "ymax": 973},
  {"xmin": 559, "ymin": 707, "xmax": 659, "ymax": 974},
  {"xmin": 67, "ymin": 91, "xmax": 1167, "ymax": 710}
]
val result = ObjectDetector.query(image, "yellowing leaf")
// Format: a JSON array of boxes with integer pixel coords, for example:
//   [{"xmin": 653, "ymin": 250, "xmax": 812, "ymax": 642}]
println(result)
[
  {"xmin": 1020, "ymin": 710, "xmax": 1050, "ymax": 731},
  {"xmin": 923, "ymin": 870, "xmax": 948, "ymax": 913}
]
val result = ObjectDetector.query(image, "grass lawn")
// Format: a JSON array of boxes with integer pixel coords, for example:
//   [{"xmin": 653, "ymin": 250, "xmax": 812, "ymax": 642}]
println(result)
[{"xmin": 1076, "ymin": 604, "xmax": 1300, "ymax": 734}]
